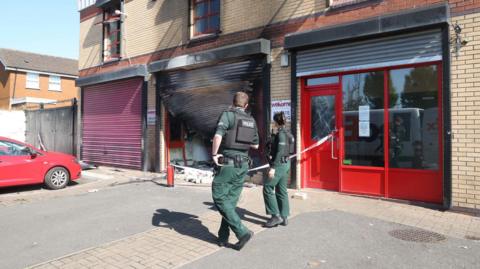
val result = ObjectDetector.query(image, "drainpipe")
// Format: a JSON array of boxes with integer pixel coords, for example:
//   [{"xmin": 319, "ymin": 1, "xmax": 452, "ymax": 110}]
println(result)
[{"xmin": 10, "ymin": 68, "xmax": 18, "ymax": 109}]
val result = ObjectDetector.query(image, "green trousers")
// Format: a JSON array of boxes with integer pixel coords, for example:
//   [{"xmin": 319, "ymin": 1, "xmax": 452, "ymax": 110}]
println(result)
[
  {"xmin": 212, "ymin": 162, "xmax": 249, "ymax": 241},
  {"xmin": 263, "ymin": 163, "xmax": 290, "ymax": 218}
]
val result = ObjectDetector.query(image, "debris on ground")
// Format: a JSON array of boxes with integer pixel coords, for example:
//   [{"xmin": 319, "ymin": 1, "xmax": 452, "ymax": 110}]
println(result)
[{"xmin": 293, "ymin": 192, "xmax": 308, "ymax": 200}]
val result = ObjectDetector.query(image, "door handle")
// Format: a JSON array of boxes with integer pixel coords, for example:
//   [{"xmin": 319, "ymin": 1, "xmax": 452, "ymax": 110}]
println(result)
[{"xmin": 330, "ymin": 134, "xmax": 338, "ymax": 160}]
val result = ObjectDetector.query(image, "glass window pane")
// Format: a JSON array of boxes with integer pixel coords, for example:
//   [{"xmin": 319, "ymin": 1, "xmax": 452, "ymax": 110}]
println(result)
[
  {"xmin": 342, "ymin": 72, "xmax": 384, "ymax": 167},
  {"xmin": 49, "ymin": 76, "xmax": 61, "ymax": 91},
  {"xmin": 208, "ymin": 15, "xmax": 220, "ymax": 32},
  {"xmin": 26, "ymin": 73, "xmax": 39, "ymax": 88},
  {"xmin": 211, "ymin": 0, "xmax": 220, "ymax": 13},
  {"xmin": 307, "ymin": 76, "xmax": 339, "ymax": 86},
  {"xmin": 311, "ymin": 95, "xmax": 335, "ymax": 141},
  {"xmin": 0, "ymin": 141, "xmax": 30, "ymax": 156},
  {"xmin": 196, "ymin": 2, "xmax": 207, "ymax": 17},
  {"xmin": 389, "ymin": 65, "xmax": 439, "ymax": 170},
  {"xmin": 195, "ymin": 18, "xmax": 207, "ymax": 34}
]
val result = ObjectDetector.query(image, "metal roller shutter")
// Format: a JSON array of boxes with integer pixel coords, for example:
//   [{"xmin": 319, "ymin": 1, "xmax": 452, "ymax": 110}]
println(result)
[
  {"xmin": 297, "ymin": 30, "xmax": 443, "ymax": 77},
  {"xmin": 158, "ymin": 58, "xmax": 265, "ymax": 139},
  {"xmin": 82, "ymin": 78, "xmax": 143, "ymax": 169}
]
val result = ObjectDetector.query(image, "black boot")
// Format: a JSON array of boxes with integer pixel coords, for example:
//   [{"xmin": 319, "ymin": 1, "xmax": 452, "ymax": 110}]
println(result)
[
  {"xmin": 234, "ymin": 230, "xmax": 253, "ymax": 251},
  {"xmin": 217, "ymin": 239, "xmax": 228, "ymax": 247},
  {"xmin": 264, "ymin": 215, "xmax": 283, "ymax": 228},
  {"xmin": 281, "ymin": 216, "xmax": 288, "ymax": 226}
]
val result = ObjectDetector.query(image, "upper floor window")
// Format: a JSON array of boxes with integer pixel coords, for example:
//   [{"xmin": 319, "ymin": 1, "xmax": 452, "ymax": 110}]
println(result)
[
  {"xmin": 26, "ymin": 73, "xmax": 39, "ymax": 89},
  {"xmin": 102, "ymin": 1, "xmax": 122, "ymax": 62},
  {"xmin": 49, "ymin": 76, "xmax": 61, "ymax": 91},
  {"xmin": 192, "ymin": 0, "xmax": 220, "ymax": 37}
]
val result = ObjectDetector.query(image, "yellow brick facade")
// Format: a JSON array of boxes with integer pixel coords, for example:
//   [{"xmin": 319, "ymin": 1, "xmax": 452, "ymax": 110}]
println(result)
[
  {"xmin": 147, "ymin": 75, "xmax": 156, "ymax": 171},
  {"xmin": 450, "ymin": 13, "xmax": 480, "ymax": 209},
  {"xmin": 270, "ymin": 48, "xmax": 292, "ymax": 102},
  {"xmin": 222, "ymin": 0, "xmax": 325, "ymax": 34},
  {"xmin": 124, "ymin": 0, "xmax": 189, "ymax": 59},
  {"xmin": 145, "ymin": 75, "xmax": 166, "ymax": 172},
  {"xmin": 79, "ymin": 0, "xmax": 327, "ymax": 70},
  {"xmin": 77, "ymin": 1, "xmax": 480, "ymax": 210}
]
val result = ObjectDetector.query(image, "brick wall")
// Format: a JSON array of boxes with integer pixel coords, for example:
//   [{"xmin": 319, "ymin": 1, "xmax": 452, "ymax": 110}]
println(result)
[
  {"xmin": 78, "ymin": 0, "xmax": 450, "ymax": 75},
  {"xmin": 78, "ymin": 0, "xmax": 328, "ymax": 71},
  {"xmin": 270, "ymin": 48, "xmax": 293, "ymax": 136},
  {"xmin": 7, "ymin": 72, "xmax": 78, "ymax": 104},
  {"xmin": 144, "ymin": 75, "xmax": 166, "ymax": 172},
  {"xmin": 159, "ymin": 104, "xmax": 166, "ymax": 172},
  {"xmin": 222, "ymin": 0, "xmax": 325, "ymax": 34},
  {"xmin": 270, "ymin": 48, "xmax": 292, "ymax": 102},
  {"xmin": 147, "ymin": 75, "xmax": 156, "ymax": 171},
  {"xmin": 450, "ymin": 12, "xmax": 480, "ymax": 209},
  {"xmin": 124, "ymin": 0, "xmax": 189, "ymax": 59},
  {"xmin": 76, "ymin": 1, "xmax": 480, "ymax": 208},
  {"xmin": 0, "ymin": 69, "xmax": 10, "ymax": 109}
]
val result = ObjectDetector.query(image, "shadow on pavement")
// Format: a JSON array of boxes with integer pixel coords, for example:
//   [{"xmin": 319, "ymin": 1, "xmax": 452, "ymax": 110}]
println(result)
[
  {"xmin": 203, "ymin": 202, "xmax": 269, "ymax": 226},
  {"xmin": 152, "ymin": 209, "xmax": 218, "ymax": 244}
]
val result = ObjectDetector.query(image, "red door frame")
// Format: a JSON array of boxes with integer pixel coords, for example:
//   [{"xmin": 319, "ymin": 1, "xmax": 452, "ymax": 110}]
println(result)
[
  {"xmin": 164, "ymin": 113, "xmax": 187, "ymax": 167},
  {"xmin": 301, "ymin": 82, "xmax": 342, "ymax": 190},
  {"xmin": 300, "ymin": 60, "xmax": 443, "ymax": 203}
]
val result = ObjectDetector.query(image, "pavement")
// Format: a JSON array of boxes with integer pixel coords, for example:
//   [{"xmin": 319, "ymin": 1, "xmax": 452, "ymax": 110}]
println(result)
[
  {"xmin": 0, "ymin": 167, "xmax": 479, "ymax": 269},
  {"xmin": 183, "ymin": 210, "xmax": 480, "ymax": 269},
  {"xmin": 0, "ymin": 181, "xmax": 212, "ymax": 269}
]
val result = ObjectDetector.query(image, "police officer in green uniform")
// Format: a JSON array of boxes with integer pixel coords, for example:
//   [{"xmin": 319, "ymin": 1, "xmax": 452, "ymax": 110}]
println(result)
[
  {"xmin": 211, "ymin": 91, "xmax": 259, "ymax": 250},
  {"xmin": 263, "ymin": 112, "xmax": 291, "ymax": 228}
]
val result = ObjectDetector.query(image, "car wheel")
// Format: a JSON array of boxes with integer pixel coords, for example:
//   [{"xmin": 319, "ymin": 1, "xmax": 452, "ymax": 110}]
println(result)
[{"xmin": 44, "ymin": 167, "xmax": 70, "ymax": 190}]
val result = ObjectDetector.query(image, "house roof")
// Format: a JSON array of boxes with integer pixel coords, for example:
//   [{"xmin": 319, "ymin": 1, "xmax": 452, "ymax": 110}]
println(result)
[{"xmin": 0, "ymin": 48, "xmax": 78, "ymax": 77}]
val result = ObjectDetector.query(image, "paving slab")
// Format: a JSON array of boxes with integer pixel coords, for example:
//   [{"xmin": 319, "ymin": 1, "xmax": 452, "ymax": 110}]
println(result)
[{"xmin": 182, "ymin": 210, "xmax": 480, "ymax": 269}]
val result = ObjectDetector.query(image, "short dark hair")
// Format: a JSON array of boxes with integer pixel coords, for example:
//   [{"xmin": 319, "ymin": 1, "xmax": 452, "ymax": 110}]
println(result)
[
  {"xmin": 233, "ymin": 92, "xmax": 249, "ymax": 107},
  {"xmin": 273, "ymin": 112, "xmax": 286, "ymax": 126}
]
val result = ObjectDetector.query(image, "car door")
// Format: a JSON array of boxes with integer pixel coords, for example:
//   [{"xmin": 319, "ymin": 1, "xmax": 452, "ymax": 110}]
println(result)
[{"xmin": 0, "ymin": 140, "xmax": 42, "ymax": 186}]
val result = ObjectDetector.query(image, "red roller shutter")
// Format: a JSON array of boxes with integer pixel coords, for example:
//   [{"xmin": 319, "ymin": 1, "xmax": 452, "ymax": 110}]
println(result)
[{"xmin": 82, "ymin": 78, "xmax": 143, "ymax": 169}]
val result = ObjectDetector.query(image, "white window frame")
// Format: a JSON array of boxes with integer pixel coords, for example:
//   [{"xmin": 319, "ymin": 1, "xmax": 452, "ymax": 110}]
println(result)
[
  {"xmin": 328, "ymin": 0, "xmax": 369, "ymax": 8},
  {"xmin": 48, "ymin": 75, "xmax": 62, "ymax": 92},
  {"xmin": 26, "ymin": 72, "xmax": 40, "ymax": 89}
]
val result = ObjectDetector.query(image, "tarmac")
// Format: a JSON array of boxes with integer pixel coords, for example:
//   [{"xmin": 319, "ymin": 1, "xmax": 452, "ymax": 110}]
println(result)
[{"xmin": 2, "ymin": 167, "xmax": 477, "ymax": 269}]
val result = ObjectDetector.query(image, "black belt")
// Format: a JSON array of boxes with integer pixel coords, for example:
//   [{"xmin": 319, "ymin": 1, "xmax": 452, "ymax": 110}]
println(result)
[{"xmin": 220, "ymin": 155, "xmax": 251, "ymax": 168}]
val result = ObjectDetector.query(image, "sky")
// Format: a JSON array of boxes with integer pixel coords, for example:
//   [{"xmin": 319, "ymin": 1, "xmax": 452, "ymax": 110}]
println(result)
[{"xmin": 0, "ymin": 1, "xmax": 79, "ymax": 59}]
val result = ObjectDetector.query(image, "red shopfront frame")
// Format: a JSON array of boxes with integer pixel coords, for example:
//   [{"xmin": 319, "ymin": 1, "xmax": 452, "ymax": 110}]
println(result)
[{"xmin": 300, "ymin": 61, "xmax": 443, "ymax": 204}]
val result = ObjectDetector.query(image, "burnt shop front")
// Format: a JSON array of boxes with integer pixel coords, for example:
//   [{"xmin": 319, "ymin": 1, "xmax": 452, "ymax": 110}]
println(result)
[
  {"xmin": 149, "ymin": 39, "xmax": 271, "ymax": 173},
  {"xmin": 285, "ymin": 5, "xmax": 452, "ymax": 207}
]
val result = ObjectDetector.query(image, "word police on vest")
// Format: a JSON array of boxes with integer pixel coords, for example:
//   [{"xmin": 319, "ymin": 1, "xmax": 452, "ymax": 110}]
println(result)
[{"xmin": 237, "ymin": 119, "xmax": 255, "ymax": 143}]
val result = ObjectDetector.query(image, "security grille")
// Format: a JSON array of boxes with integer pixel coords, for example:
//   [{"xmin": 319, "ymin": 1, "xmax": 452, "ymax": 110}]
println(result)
[{"xmin": 297, "ymin": 30, "xmax": 443, "ymax": 76}]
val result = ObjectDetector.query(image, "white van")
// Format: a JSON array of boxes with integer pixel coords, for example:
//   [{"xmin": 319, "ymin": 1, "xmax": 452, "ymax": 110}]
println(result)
[{"xmin": 343, "ymin": 107, "xmax": 438, "ymax": 169}]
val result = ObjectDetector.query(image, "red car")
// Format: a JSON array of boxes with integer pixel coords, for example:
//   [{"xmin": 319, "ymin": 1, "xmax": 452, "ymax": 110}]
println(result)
[{"xmin": 0, "ymin": 136, "xmax": 81, "ymax": 189}]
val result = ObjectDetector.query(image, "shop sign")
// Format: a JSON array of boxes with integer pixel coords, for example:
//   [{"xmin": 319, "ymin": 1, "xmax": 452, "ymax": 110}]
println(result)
[
  {"xmin": 271, "ymin": 100, "xmax": 291, "ymax": 122},
  {"xmin": 147, "ymin": 109, "xmax": 156, "ymax": 125}
]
